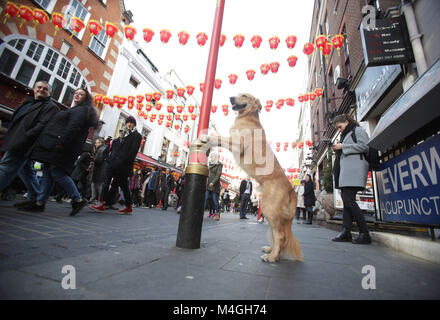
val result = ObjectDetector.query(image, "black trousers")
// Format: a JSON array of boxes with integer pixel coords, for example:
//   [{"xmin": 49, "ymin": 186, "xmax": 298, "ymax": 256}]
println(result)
[
  {"xmin": 161, "ymin": 189, "xmax": 170, "ymax": 209},
  {"xmin": 103, "ymin": 169, "xmax": 131, "ymax": 207},
  {"xmin": 341, "ymin": 187, "xmax": 369, "ymax": 233}
]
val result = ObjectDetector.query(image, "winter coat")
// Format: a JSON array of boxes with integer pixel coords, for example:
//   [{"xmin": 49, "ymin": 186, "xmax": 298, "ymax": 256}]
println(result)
[
  {"xmin": 161, "ymin": 174, "xmax": 175, "ymax": 192},
  {"xmin": 337, "ymin": 126, "xmax": 370, "ymax": 189},
  {"xmin": 71, "ymin": 151, "xmax": 91, "ymax": 181},
  {"xmin": 147, "ymin": 171, "xmax": 160, "ymax": 191},
  {"xmin": 207, "ymin": 163, "xmax": 223, "ymax": 194},
  {"xmin": 303, "ymin": 181, "xmax": 316, "ymax": 208},
  {"xmin": 296, "ymin": 185, "xmax": 305, "ymax": 208},
  {"xmin": 107, "ymin": 129, "xmax": 142, "ymax": 177},
  {"xmin": 27, "ymin": 101, "xmax": 98, "ymax": 174},
  {"xmin": 239, "ymin": 180, "xmax": 253, "ymax": 196},
  {"xmin": 92, "ymin": 144, "xmax": 107, "ymax": 183},
  {"xmin": 1, "ymin": 96, "xmax": 59, "ymax": 155}
]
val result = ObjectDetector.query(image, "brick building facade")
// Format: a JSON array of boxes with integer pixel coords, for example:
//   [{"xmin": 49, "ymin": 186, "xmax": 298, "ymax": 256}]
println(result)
[{"xmin": 0, "ymin": 0, "xmax": 130, "ymax": 123}]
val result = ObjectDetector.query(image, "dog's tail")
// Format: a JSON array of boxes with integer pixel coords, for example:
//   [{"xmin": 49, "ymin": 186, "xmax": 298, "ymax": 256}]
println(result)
[{"xmin": 280, "ymin": 219, "xmax": 304, "ymax": 261}]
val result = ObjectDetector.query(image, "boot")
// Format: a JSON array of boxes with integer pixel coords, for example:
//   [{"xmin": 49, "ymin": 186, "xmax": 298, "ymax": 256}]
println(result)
[
  {"xmin": 352, "ymin": 232, "xmax": 372, "ymax": 245},
  {"xmin": 215, "ymin": 213, "xmax": 220, "ymax": 221},
  {"xmin": 70, "ymin": 199, "xmax": 88, "ymax": 216},
  {"xmin": 332, "ymin": 229, "xmax": 352, "ymax": 242}
]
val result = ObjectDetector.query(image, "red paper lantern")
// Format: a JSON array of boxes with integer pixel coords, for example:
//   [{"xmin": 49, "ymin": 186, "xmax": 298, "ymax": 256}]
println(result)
[
  {"xmin": 287, "ymin": 56, "xmax": 298, "ymax": 68},
  {"xmin": 214, "ymin": 79, "xmax": 222, "ymax": 89},
  {"xmin": 276, "ymin": 99, "xmax": 285, "ymax": 109},
  {"xmin": 315, "ymin": 35, "xmax": 328, "ymax": 51},
  {"xmin": 223, "ymin": 110, "xmax": 229, "ymax": 116},
  {"xmin": 18, "ymin": 5, "xmax": 33, "ymax": 27},
  {"xmin": 105, "ymin": 22, "xmax": 118, "ymax": 38},
  {"xmin": 51, "ymin": 13, "xmax": 66, "ymax": 36},
  {"xmin": 33, "ymin": 8, "xmax": 49, "ymax": 26},
  {"xmin": 166, "ymin": 122, "xmax": 172, "ymax": 128},
  {"xmin": 286, "ymin": 98, "xmax": 295, "ymax": 106},
  {"xmin": 108, "ymin": 99, "xmax": 115, "ymax": 108},
  {"xmin": 265, "ymin": 105, "xmax": 271, "ymax": 112},
  {"xmin": 306, "ymin": 140, "xmax": 313, "ymax": 147},
  {"xmin": 153, "ymin": 92, "xmax": 162, "ymax": 101},
  {"xmin": 127, "ymin": 102, "xmax": 134, "ymax": 110},
  {"xmin": 94, "ymin": 94, "xmax": 103, "ymax": 103},
  {"xmin": 212, "ymin": 105, "xmax": 217, "ymax": 113},
  {"xmin": 286, "ymin": 35, "xmax": 297, "ymax": 49},
  {"xmin": 233, "ymin": 34, "xmax": 245, "ymax": 48},
  {"xmin": 174, "ymin": 124, "xmax": 180, "ymax": 131},
  {"xmin": 145, "ymin": 93, "xmax": 153, "ymax": 102},
  {"xmin": 303, "ymin": 94, "xmax": 310, "ymax": 102},
  {"xmin": 176, "ymin": 105, "xmax": 184, "ymax": 113},
  {"xmin": 135, "ymin": 95, "xmax": 143, "ymax": 103},
  {"xmin": 178, "ymin": 31, "xmax": 190, "ymax": 45},
  {"xmin": 246, "ymin": 69, "xmax": 256, "ymax": 81},
  {"xmin": 166, "ymin": 90, "xmax": 174, "ymax": 100},
  {"xmin": 146, "ymin": 104, "xmax": 153, "ymax": 112},
  {"xmin": 191, "ymin": 114, "xmax": 197, "ymax": 121},
  {"xmin": 332, "ymin": 34, "xmax": 344, "ymax": 56},
  {"xmin": 187, "ymin": 105, "xmax": 195, "ymax": 113},
  {"xmin": 292, "ymin": 142, "xmax": 297, "ymax": 149},
  {"xmin": 159, "ymin": 114, "xmax": 165, "ymax": 120},
  {"xmin": 184, "ymin": 126, "xmax": 190, "ymax": 134},
  {"xmin": 303, "ymin": 42, "xmax": 315, "ymax": 55},
  {"xmin": 175, "ymin": 114, "xmax": 181, "ymax": 121},
  {"xmin": 228, "ymin": 74, "xmax": 238, "ymax": 85},
  {"xmin": 124, "ymin": 25, "xmax": 137, "ymax": 41},
  {"xmin": 3, "ymin": 2, "xmax": 19, "ymax": 24},
  {"xmin": 87, "ymin": 20, "xmax": 102, "ymax": 36},
  {"xmin": 200, "ymin": 83, "xmax": 205, "ymax": 92},
  {"xmin": 160, "ymin": 29, "xmax": 172, "ymax": 43},
  {"xmin": 167, "ymin": 105, "xmax": 174, "ymax": 113},
  {"xmin": 186, "ymin": 85, "xmax": 195, "ymax": 96},
  {"xmin": 119, "ymin": 96, "xmax": 127, "ymax": 106},
  {"xmin": 268, "ymin": 36, "xmax": 280, "ymax": 50},
  {"xmin": 220, "ymin": 34, "xmax": 226, "ymax": 47},
  {"xmin": 266, "ymin": 100, "xmax": 274, "ymax": 108},
  {"xmin": 143, "ymin": 28, "xmax": 154, "ymax": 43},
  {"xmin": 298, "ymin": 95, "xmax": 305, "ymax": 103},
  {"xmin": 196, "ymin": 32, "xmax": 208, "ymax": 46},
  {"xmin": 315, "ymin": 88, "xmax": 323, "ymax": 98},
  {"xmin": 270, "ymin": 62, "xmax": 280, "ymax": 73},
  {"xmin": 251, "ymin": 35, "xmax": 262, "ymax": 49},
  {"xmin": 322, "ymin": 43, "xmax": 333, "ymax": 62},
  {"xmin": 176, "ymin": 87, "xmax": 186, "ymax": 97},
  {"xmin": 309, "ymin": 92, "xmax": 317, "ymax": 101},
  {"xmin": 166, "ymin": 114, "xmax": 172, "ymax": 121},
  {"xmin": 222, "ymin": 104, "xmax": 229, "ymax": 112},
  {"xmin": 182, "ymin": 114, "xmax": 188, "ymax": 121},
  {"xmin": 102, "ymin": 96, "xmax": 110, "ymax": 105},
  {"xmin": 150, "ymin": 114, "xmax": 157, "ymax": 120},
  {"xmin": 276, "ymin": 147, "xmax": 280, "ymax": 152},
  {"xmin": 155, "ymin": 102, "xmax": 162, "ymax": 111},
  {"xmin": 70, "ymin": 17, "xmax": 85, "ymax": 38},
  {"xmin": 260, "ymin": 64, "xmax": 270, "ymax": 75},
  {"xmin": 158, "ymin": 120, "xmax": 163, "ymax": 126},
  {"xmin": 298, "ymin": 142, "xmax": 304, "ymax": 149}
]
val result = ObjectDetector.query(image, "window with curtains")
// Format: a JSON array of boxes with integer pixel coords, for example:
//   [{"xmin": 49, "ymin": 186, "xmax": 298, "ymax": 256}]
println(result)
[{"xmin": 64, "ymin": 0, "xmax": 90, "ymax": 40}]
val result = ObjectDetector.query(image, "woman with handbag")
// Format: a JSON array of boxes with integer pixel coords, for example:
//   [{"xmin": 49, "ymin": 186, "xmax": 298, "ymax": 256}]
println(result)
[
  {"xmin": 303, "ymin": 174, "xmax": 316, "ymax": 224},
  {"xmin": 25, "ymin": 88, "xmax": 98, "ymax": 216},
  {"xmin": 331, "ymin": 114, "xmax": 371, "ymax": 244}
]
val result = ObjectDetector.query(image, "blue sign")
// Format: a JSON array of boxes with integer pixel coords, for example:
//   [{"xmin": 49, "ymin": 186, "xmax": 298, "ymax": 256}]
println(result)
[{"xmin": 376, "ymin": 134, "xmax": 440, "ymax": 225}]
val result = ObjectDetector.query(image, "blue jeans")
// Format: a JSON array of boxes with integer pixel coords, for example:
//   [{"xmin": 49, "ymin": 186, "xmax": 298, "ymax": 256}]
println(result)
[
  {"xmin": 240, "ymin": 193, "xmax": 251, "ymax": 218},
  {"xmin": 0, "ymin": 151, "xmax": 40, "ymax": 201},
  {"xmin": 38, "ymin": 164, "xmax": 82, "ymax": 204},
  {"xmin": 205, "ymin": 190, "xmax": 220, "ymax": 213}
]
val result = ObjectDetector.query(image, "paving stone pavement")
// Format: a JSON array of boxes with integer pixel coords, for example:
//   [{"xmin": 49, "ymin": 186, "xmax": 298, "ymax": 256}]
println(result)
[{"xmin": 0, "ymin": 200, "xmax": 439, "ymax": 300}]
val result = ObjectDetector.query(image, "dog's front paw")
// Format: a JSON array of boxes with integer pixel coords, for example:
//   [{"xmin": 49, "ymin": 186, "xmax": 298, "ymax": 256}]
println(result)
[
  {"xmin": 261, "ymin": 254, "xmax": 279, "ymax": 263},
  {"xmin": 261, "ymin": 246, "xmax": 272, "ymax": 253}
]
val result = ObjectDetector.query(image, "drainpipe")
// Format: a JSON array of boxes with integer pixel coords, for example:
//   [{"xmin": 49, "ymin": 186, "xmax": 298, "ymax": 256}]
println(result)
[{"xmin": 401, "ymin": 0, "xmax": 428, "ymax": 76}]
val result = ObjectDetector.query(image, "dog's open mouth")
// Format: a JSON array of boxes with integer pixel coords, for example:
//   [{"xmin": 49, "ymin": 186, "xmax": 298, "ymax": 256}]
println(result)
[{"xmin": 230, "ymin": 96, "xmax": 247, "ymax": 111}]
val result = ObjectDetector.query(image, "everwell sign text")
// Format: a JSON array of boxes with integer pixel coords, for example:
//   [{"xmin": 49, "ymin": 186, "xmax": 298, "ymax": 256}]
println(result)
[{"xmin": 376, "ymin": 134, "xmax": 440, "ymax": 226}]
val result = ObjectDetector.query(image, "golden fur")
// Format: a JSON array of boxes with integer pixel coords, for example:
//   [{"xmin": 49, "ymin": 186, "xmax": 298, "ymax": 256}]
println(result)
[{"xmin": 201, "ymin": 93, "xmax": 303, "ymax": 262}]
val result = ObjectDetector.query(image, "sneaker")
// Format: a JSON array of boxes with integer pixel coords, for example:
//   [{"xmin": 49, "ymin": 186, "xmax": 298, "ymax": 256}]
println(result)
[
  {"xmin": 89, "ymin": 202, "xmax": 107, "ymax": 213},
  {"xmin": 70, "ymin": 199, "xmax": 88, "ymax": 216},
  {"xmin": 117, "ymin": 206, "xmax": 133, "ymax": 215}
]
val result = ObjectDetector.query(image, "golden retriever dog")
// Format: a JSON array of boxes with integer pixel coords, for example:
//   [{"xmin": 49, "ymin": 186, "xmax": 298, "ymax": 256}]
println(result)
[{"xmin": 199, "ymin": 93, "xmax": 303, "ymax": 262}]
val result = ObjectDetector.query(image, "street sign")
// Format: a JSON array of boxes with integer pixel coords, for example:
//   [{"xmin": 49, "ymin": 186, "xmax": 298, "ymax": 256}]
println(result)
[{"xmin": 360, "ymin": 16, "xmax": 414, "ymax": 67}]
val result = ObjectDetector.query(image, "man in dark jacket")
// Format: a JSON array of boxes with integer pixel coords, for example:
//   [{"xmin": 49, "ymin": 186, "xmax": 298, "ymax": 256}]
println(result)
[
  {"xmin": 0, "ymin": 81, "xmax": 59, "ymax": 206},
  {"xmin": 145, "ymin": 166, "xmax": 160, "ymax": 208},
  {"xmin": 239, "ymin": 178, "xmax": 253, "ymax": 219},
  {"xmin": 91, "ymin": 138, "xmax": 107, "ymax": 203},
  {"xmin": 160, "ymin": 168, "xmax": 175, "ymax": 211},
  {"xmin": 90, "ymin": 116, "xmax": 142, "ymax": 215}
]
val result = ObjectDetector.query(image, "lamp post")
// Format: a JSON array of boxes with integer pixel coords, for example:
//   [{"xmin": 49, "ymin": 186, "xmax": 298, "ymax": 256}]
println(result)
[{"xmin": 176, "ymin": 0, "xmax": 226, "ymax": 249}]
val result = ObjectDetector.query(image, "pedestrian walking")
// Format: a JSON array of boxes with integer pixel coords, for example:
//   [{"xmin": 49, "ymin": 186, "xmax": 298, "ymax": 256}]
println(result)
[
  {"xmin": 222, "ymin": 189, "xmax": 231, "ymax": 212},
  {"xmin": 25, "ymin": 87, "xmax": 98, "ymax": 215},
  {"xmin": 160, "ymin": 168, "xmax": 175, "ymax": 211},
  {"xmin": 90, "ymin": 116, "xmax": 142, "ymax": 215},
  {"xmin": 331, "ymin": 114, "xmax": 372, "ymax": 244},
  {"xmin": 129, "ymin": 169, "xmax": 143, "ymax": 207},
  {"xmin": 174, "ymin": 173, "xmax": 184, "ymax": 210},
  {"xmin": 295, "ymin": 180, "xmax": 307, "ymax": 223},
  {"xmin": 144, "ymin": 166, "xmax": 160, "ymax": 208},
  {"xmin": 239, "ymin": 177, "xmax": 253, "ymax": 219},
  {"xmin": 0, "ymin": 81, "xmax": 59, "ymax": 207},
  {"xmin": 140, "ymin": 169, "xmax": 152, "ymax": 207},
  {"xmin": 205, "ymin": 152, "xmax": 222, "ymax": 220},
  {"xmin": 90, "ymin": 138, "xmax": 107, "ymax": 203},
  {"xmin": 71, "ymin": 143, "xmax": 92, "ymax": 200},
  {"xmin": 303, "ymin": 175, "xmax": 316, "ymax": 224}
]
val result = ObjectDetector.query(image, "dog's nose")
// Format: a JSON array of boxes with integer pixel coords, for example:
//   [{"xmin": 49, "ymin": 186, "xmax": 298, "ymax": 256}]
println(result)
[{"xmin": 229, "ymin": 97, "xmax": 236, "ymax": 105}]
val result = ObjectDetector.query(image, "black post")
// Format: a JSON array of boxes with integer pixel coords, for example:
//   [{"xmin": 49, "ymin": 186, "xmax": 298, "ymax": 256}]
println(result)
[{"xmin": 176, "ymin": 141, "xmax": 209, "ymax": 249}]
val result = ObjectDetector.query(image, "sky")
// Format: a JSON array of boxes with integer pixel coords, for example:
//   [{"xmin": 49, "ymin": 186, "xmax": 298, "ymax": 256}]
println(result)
[{"xmin": 124, "ymin": 0, "xmax": 315, "ymax": 168}]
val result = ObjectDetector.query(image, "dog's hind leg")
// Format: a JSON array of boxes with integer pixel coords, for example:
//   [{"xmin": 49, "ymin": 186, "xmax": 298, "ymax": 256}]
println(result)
[
  {"xmin": 261, "ymin": 217, "xmax": 283, "ymax": 262},
  {"xmin": 261, "ymin": 228, "xmax": 273, "ymax": 253}
]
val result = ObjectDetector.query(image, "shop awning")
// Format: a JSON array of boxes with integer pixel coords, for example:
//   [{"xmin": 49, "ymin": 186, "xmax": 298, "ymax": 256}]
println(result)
[
  {"xmin": 369, "ymin": 58, "xmax": 440, "ymax": 151},
  {"xmin": 136, "ymin": 152, "xmax": 162, "ymax": 167}
]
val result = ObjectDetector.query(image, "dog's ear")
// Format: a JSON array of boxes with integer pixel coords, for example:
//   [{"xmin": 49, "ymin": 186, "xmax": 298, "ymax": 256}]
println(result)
[{"xmin": 255, "ymin": 98, "xmax": 262, "ymax": 113}]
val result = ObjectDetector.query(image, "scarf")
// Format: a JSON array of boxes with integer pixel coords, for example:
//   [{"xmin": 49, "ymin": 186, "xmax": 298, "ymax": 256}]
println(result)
[{"xmin": 333, "ymin": 122, "xmax": 357, "ymax": 189}]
